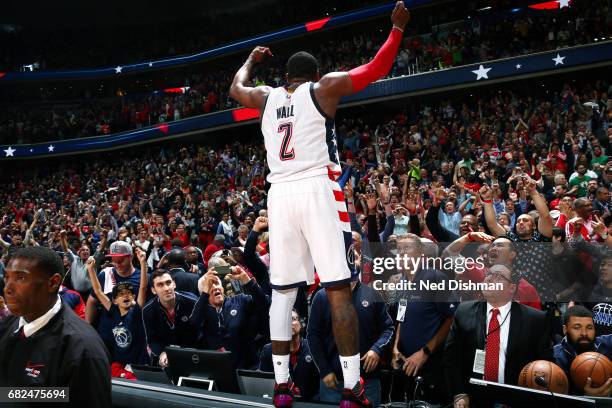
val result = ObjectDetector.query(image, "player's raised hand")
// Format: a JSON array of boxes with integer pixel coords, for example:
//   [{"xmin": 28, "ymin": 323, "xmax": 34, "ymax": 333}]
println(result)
[
  {"xmin": 391, "ymin": 1, "xmax": 410, "ymax": 31},
  {"xmin": 249, "ymin": 46, "xmax": 273, "ymax": 63}
]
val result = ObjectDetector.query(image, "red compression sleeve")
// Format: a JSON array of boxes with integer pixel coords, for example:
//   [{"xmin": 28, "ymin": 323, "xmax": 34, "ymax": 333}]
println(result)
[{"xmin": 348, "ymin": 27, "xmax": 403, "ymax": 93}]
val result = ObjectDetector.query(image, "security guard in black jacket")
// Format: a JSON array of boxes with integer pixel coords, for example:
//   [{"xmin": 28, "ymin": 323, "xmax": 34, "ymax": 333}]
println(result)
[{"xmin": 0, "ymin": 247, "xmax": 111, "ymax": 408}]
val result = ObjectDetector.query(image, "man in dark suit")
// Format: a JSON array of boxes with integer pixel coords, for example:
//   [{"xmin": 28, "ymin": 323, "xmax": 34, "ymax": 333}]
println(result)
[
  {"xmin": 165, "ymin": 248, "xmax": 199, "ymax": 296},
  {"xmin": 444, "ymin": 263, "xmax": 553, "ymax": 408}
]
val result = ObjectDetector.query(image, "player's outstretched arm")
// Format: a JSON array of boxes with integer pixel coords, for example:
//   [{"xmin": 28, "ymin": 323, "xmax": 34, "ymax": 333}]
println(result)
[
  {"xmin": 229, "ymin": 46, "xmax": 273, "ymax": 109},
  {"xmin": 316, "ymin": 1, "xmax": 410, "ymax": 99}
]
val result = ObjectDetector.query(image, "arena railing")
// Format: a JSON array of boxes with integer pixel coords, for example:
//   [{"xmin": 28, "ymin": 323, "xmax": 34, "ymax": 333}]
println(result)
[{"xmin": 1, "ymin": 40, "xmax": 611, "ymax": 160}]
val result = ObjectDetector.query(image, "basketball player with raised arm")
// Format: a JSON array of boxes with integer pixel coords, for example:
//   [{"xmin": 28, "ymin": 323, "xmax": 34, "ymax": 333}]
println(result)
[{"xmin": 229, "ymin": 3, "xmax": 409, "ymax": 406}]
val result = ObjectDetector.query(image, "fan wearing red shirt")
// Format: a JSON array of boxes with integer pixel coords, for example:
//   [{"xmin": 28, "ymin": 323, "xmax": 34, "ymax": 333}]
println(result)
[{"xmin": 171, "ymin": 224, "xmax": 190, "ymax": 247}]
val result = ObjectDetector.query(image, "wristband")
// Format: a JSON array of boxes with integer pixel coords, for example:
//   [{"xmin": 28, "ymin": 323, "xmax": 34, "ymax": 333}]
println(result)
[
  {"xmin": 482, "ymin": 199, "xmax": 492, "ymax": 204},
  {"xmin": 392, "ymin": 25, "xmax": 404, "ymax": 33},
  {"xmin": 348, "ymin": 27, "xmax": 403, "ymax": 93}
]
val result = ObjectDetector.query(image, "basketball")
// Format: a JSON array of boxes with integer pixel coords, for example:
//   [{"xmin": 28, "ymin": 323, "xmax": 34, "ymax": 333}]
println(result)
[
  {"xmin": 570, "ymin": 352, "xmax": 612, "ymax": 389},
  {"xmin": 518, "ymin": 360, "xmax": 569, "ymax": 394}
]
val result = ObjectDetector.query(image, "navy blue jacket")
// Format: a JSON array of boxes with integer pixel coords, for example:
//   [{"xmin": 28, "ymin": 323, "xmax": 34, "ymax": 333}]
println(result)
[
  {"xmin": 244, "ymin": 231, "xmax": 272, "ymax": 295},
  {"xmin": 259, "ymin": 339, "xmax": 319, "ymax": 400},
  {"xmin": 397, "ymin": 269, "xmax": 456, "ymax": 357},
  {"xmin": 190, "ymin": 279, "xmax": 270, "ymax": 369},
  {"xmin": 168, "ymin": 268, "xmax": 200, "ymax": 297},
  {"xmin": 142, "ymin": 291, "xmax": 199, "ymax": 363},
  {"xmin": 554, "ymin": 334, "xmax": 612, "ymax": 384},
  {"xmin": 306, "ymin": 282, "xmax": 394, "ymax": 379}
]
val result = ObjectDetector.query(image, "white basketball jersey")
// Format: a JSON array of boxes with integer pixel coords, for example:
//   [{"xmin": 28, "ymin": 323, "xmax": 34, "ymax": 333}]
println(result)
[{"xmin": 261, "ymin": 82, "xmax": 342, "ymax": 184}]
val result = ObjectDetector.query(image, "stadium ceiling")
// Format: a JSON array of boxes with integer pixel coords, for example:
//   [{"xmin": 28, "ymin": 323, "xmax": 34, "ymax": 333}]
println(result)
[
  {"xmin": 0, "ymin": 0, "xmax": 278, "ymax": 28},
  {"xmin": 1, "ymin": 0, "xmax": 505, "ymax": 29}
]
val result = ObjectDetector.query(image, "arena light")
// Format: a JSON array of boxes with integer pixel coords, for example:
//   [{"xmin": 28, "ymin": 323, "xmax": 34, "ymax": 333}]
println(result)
[
  {"xmin": 163, "ymin": 86, "xmax": 190, "ymax": 94},
  {"xmin": 305, "ymin": 17, "xmax": 331, "ymax": 32},
  {"xmin": 529, "ymin": 0, "xmax": 571, "ymax": 10},
  {"xmin": 156, "ymin": 124, "xmax": 169, "ymax": 134},
  {"xmin": 232, "ymin": 108, "xmax": 260, "ymax": 122}
]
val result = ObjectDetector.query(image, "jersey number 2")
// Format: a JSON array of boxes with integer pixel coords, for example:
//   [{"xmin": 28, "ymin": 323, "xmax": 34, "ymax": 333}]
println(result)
[{"xmin": 278, "ymin": 123, "xmax": 295, "ymax": 161}]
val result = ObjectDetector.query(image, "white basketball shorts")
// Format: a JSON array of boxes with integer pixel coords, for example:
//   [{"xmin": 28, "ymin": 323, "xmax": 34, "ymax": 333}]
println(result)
[{"xmin": 267, "ymin": 174, "xmax": 356, "ymax": 289}]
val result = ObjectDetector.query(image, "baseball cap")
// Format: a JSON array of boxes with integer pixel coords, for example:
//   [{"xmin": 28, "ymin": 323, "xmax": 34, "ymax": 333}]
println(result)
[
  {"xmin": 108, "ymin": 241, "xmax": 133, "ymax": 257},
  {"xmin": 112, "ymin": 282, "xmax": 135, "ymax": 298}
]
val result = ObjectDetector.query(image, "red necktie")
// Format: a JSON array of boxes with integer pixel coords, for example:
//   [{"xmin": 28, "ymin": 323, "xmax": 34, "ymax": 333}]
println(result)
[{"xmin": 484, "ymin": 308, "xmax": 500, "ymax": 382}]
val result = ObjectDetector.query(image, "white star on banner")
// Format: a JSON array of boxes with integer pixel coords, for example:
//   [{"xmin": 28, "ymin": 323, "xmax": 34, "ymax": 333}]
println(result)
[
  {"xmin": 115, "ymin": 66, "xmax": 123, "ymax": 74},
  {"xmin": 557, "ymin": 0, "xmax": 570, "ymax": 8},
  {"xmin": 516, "ymin": 64, "xmax": 522, "ymax": 69},
  {"xmin": 148, "ymin": 62, "xmax": 153, "ymax": 67},
  {"xmin": 4, "ymin": 146, "xmax": 16, "ymax": 157},
  {"xmin": 472, "ymin": 65, "xmax": 491, "ymax": 80},
  {"xmin": 552, "ymin": 54, "xmax": 566, "ymax": 65},
  {"xmin": 48, "ymin": 145, "xmax": 55, "ymax": 152}
]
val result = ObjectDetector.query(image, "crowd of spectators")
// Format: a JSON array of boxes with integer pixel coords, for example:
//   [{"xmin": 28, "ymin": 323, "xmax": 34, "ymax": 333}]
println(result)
[
  {"xmin": 2, "ymin": 1, "xmax": 611, "ymax": 144},
  {"xmin": 1, "ymin": 73, "xmax": 612, "ymax": 404}
]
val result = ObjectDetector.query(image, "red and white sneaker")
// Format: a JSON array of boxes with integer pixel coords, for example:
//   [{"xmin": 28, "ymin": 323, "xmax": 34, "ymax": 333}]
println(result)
[
  {"xmin": 340, "ymin": 377, "xmax": 372, "ymax": 408},
  {"xmin": 273, "ymin": 382, "xmax": 294, "ymax": 407}
]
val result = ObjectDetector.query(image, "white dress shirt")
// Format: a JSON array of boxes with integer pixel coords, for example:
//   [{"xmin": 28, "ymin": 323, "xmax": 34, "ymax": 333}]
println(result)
[
  {"xmin": 15, "ymin": 295, "xmax": 62, "ymax": 338},
  {"xmin": 486, "ymin": 301, "xmax": 512, "ymax": 383}
]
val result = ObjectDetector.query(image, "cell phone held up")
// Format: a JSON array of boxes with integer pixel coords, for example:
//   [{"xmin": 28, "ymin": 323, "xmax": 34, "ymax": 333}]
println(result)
[{"xmin": 215, "ymin": 265, "xmax": 232, "ymax": 279}]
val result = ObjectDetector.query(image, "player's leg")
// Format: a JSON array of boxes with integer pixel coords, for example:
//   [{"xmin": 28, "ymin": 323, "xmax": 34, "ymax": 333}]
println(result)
[
  {"xmin": 270, "ymin": 288, "xmax": 299, "ymax": 406},
  {"xmin": 300, "ymin": 177, "xmax": 369, "ymax": 406},
  {"xmin": 270, "ymin": 288, "xmax": 298, "ymax": 374},
  {"xmin": 326, "ymin": 284, "xmax": 360, "ymax": 385},
  {"xmin": 268, "ymin": 183, "xmax": 313, "ymax": 407}
]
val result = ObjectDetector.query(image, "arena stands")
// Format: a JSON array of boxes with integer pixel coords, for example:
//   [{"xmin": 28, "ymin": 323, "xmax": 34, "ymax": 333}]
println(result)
[{"xmin": 1, "ymin": 0, "xmax": 610, "ymax": 144}]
